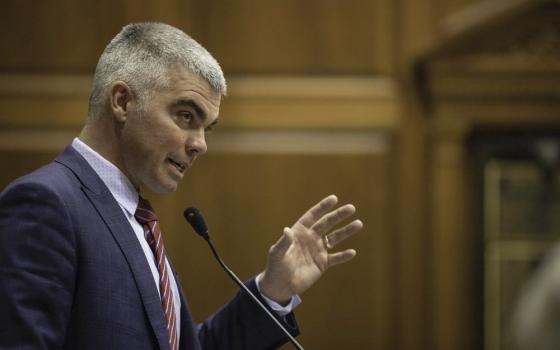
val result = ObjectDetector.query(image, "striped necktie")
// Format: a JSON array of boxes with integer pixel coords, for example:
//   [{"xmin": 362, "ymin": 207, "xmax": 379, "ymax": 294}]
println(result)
[{"xmin": 135, "ymin": 197, "xmax": 179, "ymax": 350}]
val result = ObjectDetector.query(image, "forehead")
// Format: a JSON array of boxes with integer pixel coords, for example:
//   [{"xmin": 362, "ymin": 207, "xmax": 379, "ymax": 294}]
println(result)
[{"xmin": 160, "ymin": 66, "xmax": 221, "ymax": 118}]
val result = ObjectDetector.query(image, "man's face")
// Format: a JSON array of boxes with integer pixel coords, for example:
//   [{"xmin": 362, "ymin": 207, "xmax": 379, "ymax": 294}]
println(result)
[{"xmin": 118, "ymin": 66, "xmax": 221, "ymax": 193}]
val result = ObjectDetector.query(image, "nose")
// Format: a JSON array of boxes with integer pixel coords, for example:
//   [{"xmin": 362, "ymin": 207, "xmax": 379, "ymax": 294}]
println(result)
[{"xmin": 186, "ymin": 129, "xmax": 207, "ymax": 157}]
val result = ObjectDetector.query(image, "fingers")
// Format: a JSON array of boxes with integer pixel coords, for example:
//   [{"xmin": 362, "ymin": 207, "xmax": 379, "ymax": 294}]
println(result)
[
  {"xmin": 297, "ymin": 195, "xmax": 338, "ymax": 228},
  {"xmin": 327, "ymin": 249, "xmax": 357, "ymax": 268},
  {"xmin": 323, "ymin": 219, "xmax": 362, "ymax": 248},
  {"xmin": 311, "ymin": 204, "xmax": 356, "ymax": 235},
  {"xmin": 268, "ymin": 227, "xmax": 293, "ymax": 259}
]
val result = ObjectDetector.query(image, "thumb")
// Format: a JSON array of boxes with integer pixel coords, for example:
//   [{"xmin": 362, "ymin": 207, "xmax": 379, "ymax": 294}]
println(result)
[{"xmin": 268, "ymin": 227, "xmax": 293, "ymax": 259}]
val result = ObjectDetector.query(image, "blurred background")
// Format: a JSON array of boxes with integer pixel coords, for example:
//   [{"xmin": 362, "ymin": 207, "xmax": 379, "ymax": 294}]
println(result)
[{"xmin": 0, "ymin": 0, "xmax": 559, "ymax": 349}]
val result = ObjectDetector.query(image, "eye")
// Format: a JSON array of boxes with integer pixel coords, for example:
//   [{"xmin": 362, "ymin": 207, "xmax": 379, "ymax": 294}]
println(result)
[
  {"xmin": 179, "ymin": 112, "xmax": 193, "ymax": 123},
  {"xmin": 204, "ymin": 125, "xmax": 214, "ymax": 134}
]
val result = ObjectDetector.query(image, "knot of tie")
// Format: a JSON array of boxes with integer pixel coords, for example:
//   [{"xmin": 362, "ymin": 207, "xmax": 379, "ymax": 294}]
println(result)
[{"xmin": 134, "ymin": 196, "xmax": 157, "ymax": 225}]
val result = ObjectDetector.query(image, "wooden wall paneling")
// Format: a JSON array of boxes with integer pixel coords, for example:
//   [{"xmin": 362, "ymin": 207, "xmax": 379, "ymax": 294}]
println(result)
[
  {"xmin": 373, "ymin": 0, "xmax": 398, "ymax": 75},
  {"xmin": 396, "ymin": 0, "xmax": 487, "ymax": 68},
  {"xmin": 435, "ymin": 0, "xmax": 482, "ymax": 23},
  {"xmin": 0, "ymin": 0, "xmax": 124, "ymax": 73},
  {"xmin": 396, "ymin": 0, "xmax": 439, "ymax": 68},
  {"xmin": 393, "ymin": 90, "xmax": 431, "ymax": 350},
  {"xmin": 0, "ymin": 151, "xmax": 62, "ymax": 190},
  {"xmin": 0, "ymin": 75, "xmax": 398, "ymax": 130},
  {"xmin": 392, "ymin": 1, "xmax": 433, "ymax": 349},
  {"xmin": 429, "ymin": 121, "xmax": 479, "ymax": 350},
  {"xmin": 123, "ymin": 0, "xmax": 201, "ymax": 36},
  {"xmin": 0, "ymin": 0, "xmax": 402, "ymax": 75},
  {"xmin": 0, "ymin": 75, "xmax": 90, "ymax": 128},
  {"xmin": 221, "ymin": 76, "xmax": 398, "ymax": 130},
  {"xmin": 0, "ymin": 95, "xmax": 87, "ymax": 128},
  {"xmin": 195, "ymin": 0, "xmax": 382, "ymax": 74},
  {"xmin": 393, "ymin": 1, "xmax": 440, "ymax": 346},
  {"xmin": 417, "ymin": 4, "xmax": 560, "ymax": 350}
]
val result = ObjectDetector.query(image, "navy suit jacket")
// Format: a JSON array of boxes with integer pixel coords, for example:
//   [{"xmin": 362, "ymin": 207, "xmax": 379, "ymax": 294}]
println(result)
[{"xmin": 0, "ymin": 146, "xmax": 298, "ymax": 349}]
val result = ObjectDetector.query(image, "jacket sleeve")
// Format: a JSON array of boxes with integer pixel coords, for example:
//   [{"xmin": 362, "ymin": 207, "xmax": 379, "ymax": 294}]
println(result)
[
  {"xmin": 0, "ymin": 180, "xmax": 77, "ymax": 349},
  {"xmin": 196, "ymin": 277, "xmax": 300, "ymax": 350}
]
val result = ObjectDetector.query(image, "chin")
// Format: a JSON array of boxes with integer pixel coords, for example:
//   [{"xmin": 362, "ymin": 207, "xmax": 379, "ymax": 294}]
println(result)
[
  {"xmin": 146, "ymin": 180, "xmax": 179, "ymax": 194},
  {"xmin": 154, "ymin": 184, "xmax": 178, "ymax": 193}
]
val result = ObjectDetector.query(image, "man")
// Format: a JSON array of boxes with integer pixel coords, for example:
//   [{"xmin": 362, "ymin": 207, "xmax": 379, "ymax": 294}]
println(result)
[{"xmin": 0, "ymin": 22, "xmax": 362, "ymax": 349}]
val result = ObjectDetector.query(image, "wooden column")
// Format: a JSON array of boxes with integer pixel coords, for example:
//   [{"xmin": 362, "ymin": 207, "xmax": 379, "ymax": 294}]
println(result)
[{"xmin": 430, "ymin": 119, "xmax": 478, "ymax": 350}]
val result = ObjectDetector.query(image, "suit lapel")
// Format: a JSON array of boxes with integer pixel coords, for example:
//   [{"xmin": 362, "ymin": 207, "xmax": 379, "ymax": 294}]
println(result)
[{"xmin": 55, "ymin": 146, "xmax": 170, "ymax": 350}]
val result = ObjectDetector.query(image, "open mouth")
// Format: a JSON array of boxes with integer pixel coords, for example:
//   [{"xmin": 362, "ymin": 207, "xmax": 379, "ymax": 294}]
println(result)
[{"xmin": 168, "ymin": 158, "xmax": 186, "ymax": 173}]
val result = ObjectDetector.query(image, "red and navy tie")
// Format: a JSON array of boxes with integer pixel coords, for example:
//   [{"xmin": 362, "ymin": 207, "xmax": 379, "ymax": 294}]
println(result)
[{"xmin": 135, "ymin": 197, "xmax": 179, "ymax": 350}]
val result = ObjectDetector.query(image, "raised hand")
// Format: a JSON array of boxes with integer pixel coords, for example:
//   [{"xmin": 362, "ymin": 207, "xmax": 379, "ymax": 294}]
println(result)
[{"xmin": 258, "ymin": 195, "xmax": 363, "ymax": 304}]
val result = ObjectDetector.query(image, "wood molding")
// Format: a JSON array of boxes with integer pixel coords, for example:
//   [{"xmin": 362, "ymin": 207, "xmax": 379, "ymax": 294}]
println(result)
[
  {"xmin": 0, "ymin": 74, "xmax": 398, "ymax": 130},
  {"xmin": 208, "ymin": 130, "xmax": 389, "ymax": 154},
  {"xmin": 221, "ymin": 76, "xmax": 398, "ymax": 130},
  {"xmin": 0, "ymin": 128, "xmax": 390, "ymax": 155},
  {"xmin": 441, "ymin": 0, "xmax": 544, "ymax": 39}
]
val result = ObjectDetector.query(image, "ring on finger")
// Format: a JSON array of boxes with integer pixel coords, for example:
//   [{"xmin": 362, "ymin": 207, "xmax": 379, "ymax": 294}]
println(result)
[{"xmin": 323, "ymin": 235, "xmax": 333, "ymax": 249}]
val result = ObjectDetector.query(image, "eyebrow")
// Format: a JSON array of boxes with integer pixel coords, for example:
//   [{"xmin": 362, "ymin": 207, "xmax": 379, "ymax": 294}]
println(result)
[
  {"xmin": 208, "ymin": 118, "xmax": 219, "ymax": 128},
  {"xmin": 174, "ymin": 99, "xmax": 207, "ymax": 122}
]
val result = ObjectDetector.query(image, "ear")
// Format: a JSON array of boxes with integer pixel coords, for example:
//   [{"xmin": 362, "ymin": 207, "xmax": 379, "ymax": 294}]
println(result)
[{"xmin": 110, "ymin": 81, "xmax": 133, "ymax": 122}]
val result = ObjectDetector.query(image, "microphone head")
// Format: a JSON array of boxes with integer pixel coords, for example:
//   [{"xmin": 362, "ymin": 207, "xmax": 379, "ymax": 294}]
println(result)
[{"xmin": 184, "ymin": 207, "xmax": 209, "ymax": 239}]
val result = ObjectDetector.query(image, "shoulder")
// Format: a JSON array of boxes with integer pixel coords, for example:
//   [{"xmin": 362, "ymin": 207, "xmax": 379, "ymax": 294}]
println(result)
[
  {"xmin": 0, "ymin": 159, "xmax": 86, "ymax": 227},
  {"xmin": 1, "ymin": 152, "xmax": 88, "ymax": 202},
  {"xmin": 1, "ymin": 162, "xmax": 68, "ymax": 207},
  {"xmin": 0, "ymin": 160, "xmax": 81, "ymax": 266}
]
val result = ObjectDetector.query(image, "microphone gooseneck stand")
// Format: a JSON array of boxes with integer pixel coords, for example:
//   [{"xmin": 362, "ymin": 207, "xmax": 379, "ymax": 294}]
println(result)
[{"xmin": 184, "ymin": 207, "xmax": 305, "ymax": 350}]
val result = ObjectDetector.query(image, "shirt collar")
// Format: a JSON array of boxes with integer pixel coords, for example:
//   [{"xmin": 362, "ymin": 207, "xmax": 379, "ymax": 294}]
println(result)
[{"xmin": 71, "ymin": 137, "xmax": 139, "ymax": 216}]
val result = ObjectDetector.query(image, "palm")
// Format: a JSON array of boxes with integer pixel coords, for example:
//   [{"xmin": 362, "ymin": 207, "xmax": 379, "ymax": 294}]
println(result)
[
  {"xmin": 259, "ymin": 195, "xmax": 362, "ymax": 303},
  {"xmin": 278, "ymin": 221, "xmax": 329, "ymax": 291}
]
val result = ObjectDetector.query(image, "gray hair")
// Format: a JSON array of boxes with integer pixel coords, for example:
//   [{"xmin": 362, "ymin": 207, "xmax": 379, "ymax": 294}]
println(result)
[{"xmin": 88, "ymin": 22, "xmax": 226, "ymax": 118}]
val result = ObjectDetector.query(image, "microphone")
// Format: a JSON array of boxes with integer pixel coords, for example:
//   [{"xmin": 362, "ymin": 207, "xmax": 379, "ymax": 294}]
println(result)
[{"xmin": 183, "ymin": 207, "xmax": 305, "ymax": 350}]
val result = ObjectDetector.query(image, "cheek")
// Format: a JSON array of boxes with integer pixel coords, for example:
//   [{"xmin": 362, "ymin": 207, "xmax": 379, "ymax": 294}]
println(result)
[
  {"xmin": 119, "ymin": 124, "xmax": 156, "ymax": 172},
  {"xmin": 121, "ymin": 113, "xmax": 186, "ymax": 166},
  {"xmin": 123, "ymin": 125, "xmax": 148, "ymax": 153},
  {"xmin": 155, "ymin": 128, "xmax": 187, "ymax": 151},
  {"xmin": 143, "ymin": 113, "xmax": 184, "ymax": 146}
]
